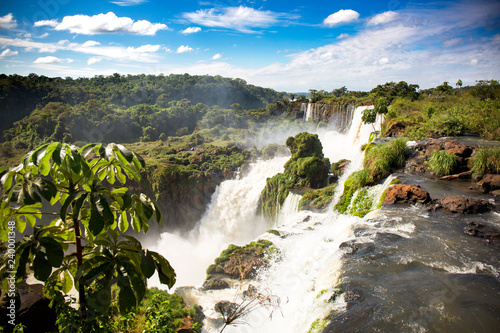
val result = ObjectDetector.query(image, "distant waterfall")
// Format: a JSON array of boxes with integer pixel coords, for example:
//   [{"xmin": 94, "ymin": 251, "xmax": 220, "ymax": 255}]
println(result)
[{"xmin": 301, "ymin": 102, "xmax": 355, "ymax": 132}]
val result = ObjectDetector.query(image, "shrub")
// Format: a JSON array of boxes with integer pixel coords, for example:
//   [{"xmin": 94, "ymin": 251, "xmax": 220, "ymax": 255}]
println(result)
[
  {"xmin": 426, "ymin": 150, "xmax": 458, "ymax": 176},
  {"xmin": 471, "ymin": 147, "xmax": 500, "ymax": 177},
  {"xmin": 363, "ymin": 138, "xmax": 408, "ymax": 181}
]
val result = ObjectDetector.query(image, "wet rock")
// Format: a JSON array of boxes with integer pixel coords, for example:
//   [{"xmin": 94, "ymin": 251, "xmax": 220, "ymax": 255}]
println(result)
[
  {"xmin": 215, "ymin": 300, "xmax": 238, "ymax": 317},
  {"xmin": 339, "ymin": 240, "xmax": 375, "ymax": 255},
  {"xmin": 382, "ymin": 184, "xmax": 431, "ymax": 205},
  {"xmin": 444, "ymin": 140, "xmax": 474, "ymax": 163},
  {"xmin": 438, "ymin": 196, "xmax": 494, "ymax": 214},
  {"xmin": 476, "ymin": 174, "xmax": 500, "ymax": 193},
  {"xmin": 385, "ymin": 121, "xmax": 406, "ymax": 137},
  {"xmin": 464, "ymin": 222, "xmax": 500, "ymax": 243},
  {"xmin": 202, "ymin": 278, "xmax": 230, "ymax": 291}
]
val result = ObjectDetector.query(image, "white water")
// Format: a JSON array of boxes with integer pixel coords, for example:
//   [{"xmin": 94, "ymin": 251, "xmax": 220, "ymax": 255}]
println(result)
[
  {"xmin": 150, "ymin": 106, "xmax": 381, "ymax": 331},
  {"xmin": 149, "ymin": 156, "xmax": 288, "ymax": 287}
]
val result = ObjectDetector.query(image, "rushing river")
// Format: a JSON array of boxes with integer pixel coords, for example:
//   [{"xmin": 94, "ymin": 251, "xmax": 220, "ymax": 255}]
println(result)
[{"xmin": 149, "ymin": 106, "xmax": 500, "ymax": 332}]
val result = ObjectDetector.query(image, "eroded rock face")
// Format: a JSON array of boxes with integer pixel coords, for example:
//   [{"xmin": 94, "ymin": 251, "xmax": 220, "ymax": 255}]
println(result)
[
  {"xmin": 202, "ymin": 278, "xmax": 230, "ymax": 291},
  {"xmin": 382, "ymin": 184, "xmax": 431, "ymax": 205},
  {"xmin": 477, "ymin": 174, "xmax": 500, "ymax": 193},
  {"xmin": 385, "ymin": 121, "xmax": 406, "ymax": 137},
  {"xmin": 438, "ymin": 196, "xmax": 494, "ymax": 214}
]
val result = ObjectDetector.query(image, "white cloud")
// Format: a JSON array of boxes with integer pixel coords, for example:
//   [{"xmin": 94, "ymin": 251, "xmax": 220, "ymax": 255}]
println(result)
[
  {"xmin": 110, "ymin": 0, "xmax": 148, "ymax": 6},
  {"xmin": 0, "ymin": 48, "xmax": 18, "ymax": 59},
  {"xmin": 87, "ymin": 57, "xmax": 102, "ymax": 65},
  {"xmin": 367, "ymin": 11, "xmax": 400, "ymax": 25},
  {"xmin": 0, "ymin": 13, "xmax": 17, "ymax": 29},
  {"xmin": 337, "ymin": 33, "xmax": 349, "ymax": 39},
  {"xmin": 34, "ymin": 12, "xmax": 167, "ymax": 36},
  {"xmin": 469, "ymin": 58, "xmax": 478, "ymax": 65},
  {"xmin": 323, "ymin": 9, "xmax": 359, "ymax": 27},
  {"xmin": 183, "ymin": 6, "xmax": 297, "ymax": 33},
  {"xmin": 82, "ymin": 40, "xmax": 101, "ymax": 47},
  {"xmin": 0, "ymin": 36, "xmax": 162, "ymax": 63},
  {"xmin": 377, "ymin": 57, "xmax": 389, "ymax": 65},
  {"xmin": 212, "ymin": 53, "xmax": 222, "ymax": 60},
  {"xmin": 177, "ymin": 45, "xmax": 193, "ymax": 53},
  {"xmin": 181, "ymin": 27, "xmax": 201, "ymax": 34},
  {"xmin": 34, "ymin": 56, "xmax": 72, "ymax": 64},
  {"xmin": 34, "ymin": 19, "xmax": 58, "ymax": 28}
]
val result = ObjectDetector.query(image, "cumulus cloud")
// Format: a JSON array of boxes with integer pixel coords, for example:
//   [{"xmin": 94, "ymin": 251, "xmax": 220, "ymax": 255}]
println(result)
[
  {"xmin": 82, "ymin": 40, "xmax": 101, "ymax": 47},
  {"xmin": 212, "ymin": 53, "xmax": 222, "ymax": 60},
  {"xmin": 183, "ymin": 6, "xmax": 297, "ymax": 33},
  {"xmin": 34, "ymin": 56, "xmax": 73, "ymax": 64},
  {"xmin": 34, "ymin": 12, "xmax": 167, "ymax": 36},
  {"xmin": 181, "ymin": 27, "xmax": 201, "ymax": 34},
  {"xmin": 377, "ymin": 57, "xmax": 389, "ymax": 65},
  {"xmin": 367, "ymin": 11, "xmax": 400, "ymax": 25},
  {"xmin": 177, "ymin": 45, "xmax": 193, "ymax": 53},
  {"xmin": 0, "ymin": 48, "xmax": 18, "ymax": 59},
  {"xmin": 87, "ymin": 57, "xmax": 102, "ymax": 65},
  {"xmin": 323, "ymin": 9, "xmax": 359, "ymax": 27},
  {"xmin": 0, "ymin": 13, "xmax": 17, "ymax": 29}
]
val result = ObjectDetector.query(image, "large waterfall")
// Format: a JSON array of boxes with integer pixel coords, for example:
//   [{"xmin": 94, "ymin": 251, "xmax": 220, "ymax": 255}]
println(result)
[{"xmin": 150, "ymin": 105, "xmax": 500, "ymax": 332}]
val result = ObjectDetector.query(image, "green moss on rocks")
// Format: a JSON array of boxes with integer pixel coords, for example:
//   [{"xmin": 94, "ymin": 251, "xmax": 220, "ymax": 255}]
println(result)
[
  {"xmin": 299, "ymin": 185, "xmax": 337, "ymax": 211},
  {"xmin": 334, "ymin": 170, "xmax": 371, "ymax": 214},
  {"xmin": 260, "ymin": 132, "xmax": 330, "ymax": 219},
  {"xmin": 206, "ymin": 240, "xmax": 275, "ymax": 280}
]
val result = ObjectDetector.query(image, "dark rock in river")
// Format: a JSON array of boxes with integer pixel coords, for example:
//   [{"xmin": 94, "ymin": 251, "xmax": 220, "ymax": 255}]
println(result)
[
  {"xmin": 202, "ymin": 278, "xmax": 230, "ymax": 291},
  {"xmin": 438, "ymin": 196, "xmax": 494, "ymax": 214},
  {"xmin": 382, "ymin": 184, "xmax": 431, "ymax": 205},
  {"xmin": 477, "ymin": 174, "xmax": 500, "ymax": 193},
  {"xmin": 465, "ymin": 222, "xmax": 500, "ymax": 244}
]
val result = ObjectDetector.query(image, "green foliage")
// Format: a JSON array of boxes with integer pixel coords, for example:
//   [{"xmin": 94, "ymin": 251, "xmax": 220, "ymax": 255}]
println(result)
[
  {"xmin": 363, "ymin": 138, "xmax": 408, "ymax": 181},
  {"xmin": 425, "ymin": 150, "xmax": 458, "ymax": 176},
  {"xmin": 334, "ymin": 170, "xmax": 372, "ymax": 214},
  {"xmin": 298, "ymin": 185, "xmax": 336, "ymax": 211},
  {"xmin": 0, "ymin": 143, "xmax": 175, "ymax": 323},
  {"xmin": 349, "ymin": 187, "xmax": 375, "ymax": 218},
  {"xmin": 470, "ymin": 146, "xmax": 500, "ymax": 177}
]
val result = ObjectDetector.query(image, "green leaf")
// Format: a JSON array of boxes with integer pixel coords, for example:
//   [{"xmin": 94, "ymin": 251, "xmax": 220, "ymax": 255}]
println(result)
[
  {"xmin": 89, "ymin": 194, "xmax": 105, "ymax": 236},
  {"xmin": 40, "ymin": 237, "xmax": 64, "ymax": 268},
  {"xmin": 118, "ymin": 211, "xmax": 128, "ymax": 233},
  {"xmin": 61, "ymin": 270, "xmax": 73, "ymax": 294},
  {"xmin": 150, "ymin": 251, "xmax": 176, "ymax": 288},
  {"xmin": 121, "ymin": 262, "xmax": 146, "ymax": 302},
  {"xmin": 117, "ymin": 273, "xmax": 136, "ymax": 314},
  {"xmin": 1, "ymin": 170, "xmax": 14, "ymax": 190},
  {"xmin": 87, "ymin": 279, "xmax": 112, "ymax": 314},
  {"xmin": 33, "ymin": 252, "xmax": 52, "ymax": 281},
  {"xmin": 14, "ymin": 215, "xmax": 26, "ymax": 233},
  {"xmin": 97, "ymin": 195, "xmax": 114, "ymax": 228},
  {"xmin": 117, "ymin": 144, "xmax": 134, "ymax": 163},
  {"xmin": 131, "ymin": 214, "xmax": 141, "ymax": 233},
  {"xmin": 80, "ymin": 143, "xmax": 98, "ymax": 158},
  {"xmin": 23, "ymin": 213, "xmax": 36, "ymax": 228},
  {"xmin": 72, "ymin": 193, "xmax": 88, "ymax": 222},
  {"xmin": 33, "ymin": 178, "xmax": 57, "ymax": 202},
  {"xmin": 60, "ymin": 191, "xmax": 84, "ymax": 222},
  {"xmin": 51, "ymin": 143, "xmax": 63, "ymax": 166},
  {"xmin": 140, "ymin": 250, "xmax": 156, "ymax": 278}
]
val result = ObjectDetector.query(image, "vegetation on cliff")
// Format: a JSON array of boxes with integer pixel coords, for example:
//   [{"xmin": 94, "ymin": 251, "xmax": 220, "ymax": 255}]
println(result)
[{"xmin": 259, "ymin": 132, "xmax": 330, "ymax": 218}]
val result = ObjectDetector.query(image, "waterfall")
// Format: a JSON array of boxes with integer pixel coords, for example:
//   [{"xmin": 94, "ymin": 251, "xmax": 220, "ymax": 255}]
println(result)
[
  {"xmin": 150, "ymin": 105, "xmax": 385, "ymax": 331},
  {"xmin": 148, "ymin": 156, "xmax": 288, "ymax": 287}
]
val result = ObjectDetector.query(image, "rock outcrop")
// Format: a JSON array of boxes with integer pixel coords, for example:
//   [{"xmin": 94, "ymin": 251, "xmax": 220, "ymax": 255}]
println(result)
[
  {"xmin": 437, "ymin": 196, "xmax": 494, "ymax": 214},
  {"xmin": 382, "ymin": 184, "xmax": 431, "ymax": 205},
  {"xmin": 476, "ymin": 174, "xmax": 500, "ymax": 193}
]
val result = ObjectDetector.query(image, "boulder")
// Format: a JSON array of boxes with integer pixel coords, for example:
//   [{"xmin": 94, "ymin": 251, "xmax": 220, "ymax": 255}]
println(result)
[
  {"xmin": 385, "ymin": 121, "xmax": 406, "ymax": 137},
  {"xmin": 444, "ymin": 140, "xmax": 473, "ymax": 161},
  {"xmin": 465, "ymin": 222, "xmax": 500, "ymax": 244},
  {"xmin": 476, "ymin": 174, "xmax": 500, "ymax": 193},
  {"xmin": 438, "ymin": 196, "xmax": 494, "ymax": 214},
  {"xmin": 202, "ymin": 278, "xmax": 230, "ymax": 291},
  {"xmin": 382, "ymin": 184, "xmax": 431, "ymax": 205}
]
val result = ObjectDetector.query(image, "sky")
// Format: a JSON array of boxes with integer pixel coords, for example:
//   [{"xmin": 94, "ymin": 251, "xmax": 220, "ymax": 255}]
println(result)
[{"xmin": 0, "ymin": 0, "xmax": 499, "ymax": 92}]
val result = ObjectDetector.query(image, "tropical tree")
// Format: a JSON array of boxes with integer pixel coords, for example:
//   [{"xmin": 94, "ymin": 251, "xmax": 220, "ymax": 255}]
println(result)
[
  {"xmin": 362, "ymin": 97, "xmax": 389, "ymax": 131},
  {"xmin": 0, "ymin": 142, "xmax": 175, "ymax": 324}
]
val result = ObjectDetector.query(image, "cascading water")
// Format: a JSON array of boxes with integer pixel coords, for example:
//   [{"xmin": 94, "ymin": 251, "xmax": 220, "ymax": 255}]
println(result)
[{"xmin": 150, "ymin": 105, "xmax": 500, "ymax": 332}]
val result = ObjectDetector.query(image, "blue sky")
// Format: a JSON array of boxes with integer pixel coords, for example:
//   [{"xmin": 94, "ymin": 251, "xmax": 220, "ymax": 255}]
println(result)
[{"xmin": 0, "ymin": 0, "xmax": 499, "ymax": 92}]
